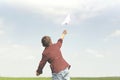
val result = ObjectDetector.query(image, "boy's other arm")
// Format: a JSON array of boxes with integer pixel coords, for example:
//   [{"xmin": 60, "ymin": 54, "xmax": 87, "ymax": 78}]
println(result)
[
  {"xmin": 60, "ymin": 30, "xmax": 67, "ymax": 40},
  {"xmin": 36, "ymin": 54, "xmax": 47, "ymax": 76}
]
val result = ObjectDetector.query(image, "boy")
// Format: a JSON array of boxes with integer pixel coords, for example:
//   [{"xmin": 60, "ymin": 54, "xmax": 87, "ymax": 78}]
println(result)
[{"xmin": 36, "ymin": 30, "xmax": 71, "ymax": 80}]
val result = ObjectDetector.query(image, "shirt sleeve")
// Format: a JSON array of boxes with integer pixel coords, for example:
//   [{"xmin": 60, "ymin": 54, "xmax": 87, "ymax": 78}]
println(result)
[
  {"xmin": 36, "ymin": 54, "xmax": 48, "ymax": 74},
  {"xmin": 57, "ymin": 38, "xmax": 63, "ymax": 48}
]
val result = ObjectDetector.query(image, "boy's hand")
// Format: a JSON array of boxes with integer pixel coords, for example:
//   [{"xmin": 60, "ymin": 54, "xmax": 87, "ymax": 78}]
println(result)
[
  {"xmin": 63, "ymin": 30, "xmax": 67, "ymax": 35},
  {"xmin": 61, "ymin": 30, "xmax": 67, "ymax": 39},
  {"xmin": 36, "ymin": 72, "xmax": 40, "ymax": 76}
]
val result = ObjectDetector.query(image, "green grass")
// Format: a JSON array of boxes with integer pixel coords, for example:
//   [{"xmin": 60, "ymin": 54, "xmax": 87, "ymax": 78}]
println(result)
[{"xmin": 0, "ymin": 77, "xmax": 120, "ymax": 80}]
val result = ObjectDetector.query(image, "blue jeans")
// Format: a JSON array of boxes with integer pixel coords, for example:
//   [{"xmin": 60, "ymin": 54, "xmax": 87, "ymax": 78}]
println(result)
[{"xmin": 52, "ymin": 68, "xmax": 70, "ymax": 80}]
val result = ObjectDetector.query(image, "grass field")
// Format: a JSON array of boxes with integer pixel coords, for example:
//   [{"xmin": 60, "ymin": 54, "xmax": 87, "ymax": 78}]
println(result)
[{"xmin": 0, "ymin": 77, "xmax": 120, "ymax": 80}]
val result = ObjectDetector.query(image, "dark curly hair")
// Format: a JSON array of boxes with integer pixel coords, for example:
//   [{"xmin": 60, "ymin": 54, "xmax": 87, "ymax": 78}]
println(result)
[{"xmin": 41, "ymin": 36, "xmax": 52, "ymax": 47}]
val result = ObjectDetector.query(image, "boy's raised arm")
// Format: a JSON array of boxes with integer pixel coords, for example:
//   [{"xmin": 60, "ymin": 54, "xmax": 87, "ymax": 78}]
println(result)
[{"xmin": 60, "ymin": 30, "xmax": 67, "ymax": 40}]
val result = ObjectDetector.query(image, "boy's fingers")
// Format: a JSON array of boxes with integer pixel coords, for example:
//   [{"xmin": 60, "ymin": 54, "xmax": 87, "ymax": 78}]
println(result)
[
  {"xmin": 63, "ymin": 30, "xmax": 67, "ymax": 34},
  {"xmin": 36, "ymin": 72, "xmax": 40, "ymax": 76}
]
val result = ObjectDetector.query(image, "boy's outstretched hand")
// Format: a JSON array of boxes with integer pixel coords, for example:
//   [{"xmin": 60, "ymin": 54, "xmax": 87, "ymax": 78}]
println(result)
[
  {"xmin": 61, "ymin": 30, "xmax": 67, "ymax": 40},
  {"xmin": 63, "ymin": 30, "xmax": 67, "ymax": 35}
]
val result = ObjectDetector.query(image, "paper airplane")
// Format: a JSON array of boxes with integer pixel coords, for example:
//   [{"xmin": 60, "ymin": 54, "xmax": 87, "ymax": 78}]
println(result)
[{"xmin": 62, "ymin": 14, "xmax": 71, "ymax": 25}]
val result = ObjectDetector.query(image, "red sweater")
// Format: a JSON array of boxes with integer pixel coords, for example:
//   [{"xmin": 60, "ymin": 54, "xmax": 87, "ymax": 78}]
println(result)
[{"xmin": 36, "ymin": 39, "xmax": 70, "ymax": 74}]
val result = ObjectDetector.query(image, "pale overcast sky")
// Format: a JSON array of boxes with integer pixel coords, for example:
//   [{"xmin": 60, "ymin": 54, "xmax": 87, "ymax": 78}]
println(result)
[{"xmin": 0, "ymin": 0, "xmax": 120, "ymax": 77}]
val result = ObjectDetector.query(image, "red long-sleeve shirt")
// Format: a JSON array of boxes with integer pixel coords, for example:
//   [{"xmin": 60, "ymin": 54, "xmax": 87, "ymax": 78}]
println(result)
[{"xmin": 36, "ymin": 39, "xmax": 70, "ymax": 74}]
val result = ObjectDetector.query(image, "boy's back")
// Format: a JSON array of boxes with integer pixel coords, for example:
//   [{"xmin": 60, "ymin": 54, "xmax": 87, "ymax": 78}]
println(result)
[{"xmin": 42, "ymin": 38, "xmax": 70, "ymax": 73}]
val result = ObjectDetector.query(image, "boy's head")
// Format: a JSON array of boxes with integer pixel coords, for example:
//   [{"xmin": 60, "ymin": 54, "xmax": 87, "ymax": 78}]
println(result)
[{"xmin": 41, "ymin": 36, "xmax": 52, "ymax": 47}]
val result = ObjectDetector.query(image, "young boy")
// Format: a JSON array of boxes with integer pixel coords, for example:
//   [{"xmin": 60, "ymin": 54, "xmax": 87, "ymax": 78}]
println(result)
[{"xmin": 36, "ymin": 30, "xmax": 71, "ymax": 80}]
